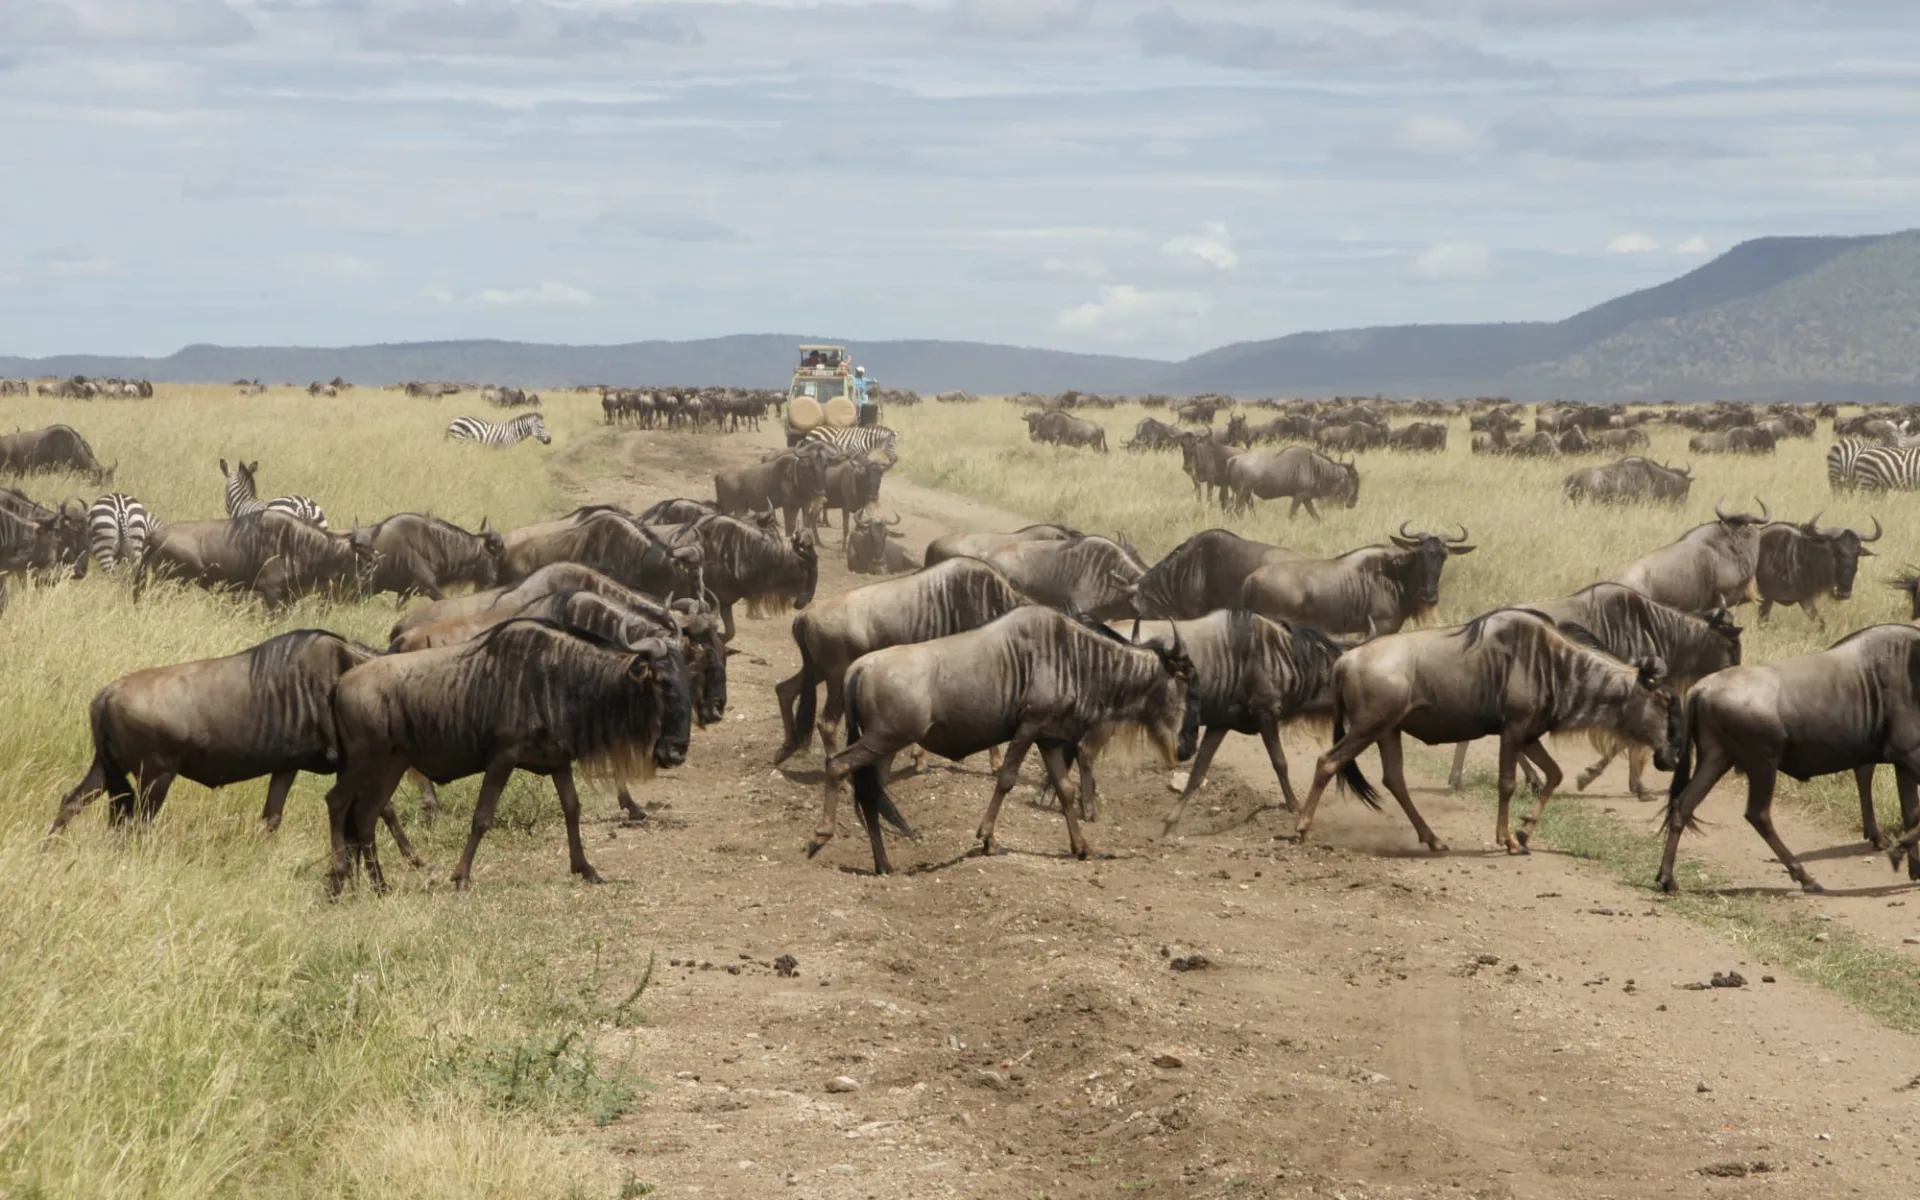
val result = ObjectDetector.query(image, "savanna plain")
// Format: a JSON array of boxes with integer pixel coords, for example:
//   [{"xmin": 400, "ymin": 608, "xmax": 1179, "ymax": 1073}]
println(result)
[{"xmin": 7, "ymin": 385, "xmax": 1920, "ymax": 1200}]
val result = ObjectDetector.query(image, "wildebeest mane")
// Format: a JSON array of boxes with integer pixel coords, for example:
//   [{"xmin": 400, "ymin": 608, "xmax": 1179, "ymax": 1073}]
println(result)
[
  {"xmin": 243, "ymin": 629, "xmax": 375, "ymax": 748},
  {"xmin": 1457, "ymin": 606, "xmax": 1558, "ymax": 649},
  {"xmin": 699, "ymin": 514, "xmax": 811, "ymax": 617}
]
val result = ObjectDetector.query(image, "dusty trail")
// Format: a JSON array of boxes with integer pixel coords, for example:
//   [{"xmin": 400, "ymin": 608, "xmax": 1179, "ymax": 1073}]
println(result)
[{"xmin": 522, "ymin": 423, "xmax": 1920, "ymax": 1199}]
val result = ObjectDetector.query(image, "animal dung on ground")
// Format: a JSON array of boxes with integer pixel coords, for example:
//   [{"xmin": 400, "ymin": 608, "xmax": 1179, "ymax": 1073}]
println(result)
[
  {"xmin": 774, "ymin": 953, "xmax": 799, "ymax": 977},
  {"xmin": 1169, "ymin": 954, "xmax": 1212, "ymax": 972}
]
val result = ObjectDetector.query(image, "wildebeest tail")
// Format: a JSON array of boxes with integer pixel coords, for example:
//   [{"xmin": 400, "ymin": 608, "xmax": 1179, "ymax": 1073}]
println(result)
[
  {"xmin": 1329, "ymin": 703, "xmax": 1381, "ymax": 810},
  {"xmin": 843, "ymin": 668, "xmax": 915, "ymax": 838},
  {"xmin": 1663, "ymin": 692, "xmax": 1701, "ymax": 833}
]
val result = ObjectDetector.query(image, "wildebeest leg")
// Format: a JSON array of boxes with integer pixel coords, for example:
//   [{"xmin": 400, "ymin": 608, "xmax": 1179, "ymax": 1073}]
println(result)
[
  {"xmin": 1286, "ymin": 497, "xmax": 1301, "ymax": 519},
  {"xmin": 450, "ymin": 762, "xmax": 517, "ymax": 890},
  {"xmin": 976, "ymin": 732, "xmax": 1039, "ymax": 856},
  {"xmin": 47, "ymin": 751, "xmax": 122, "ymax": 835},
  {"xmin": 377, "ymin": 797, "xmax": 424, "ymax": 868},
  {"xmin": 1656, "ymin": 744, "xmax": 1735, "ymax": 892},
  {"xmin": 615, "ymin": 782, "xmax": 645, "ymax": 821},
  {"xmin": 1492, "ymin": 739, "xmax": 1523, "ymax": 852},
  {"xmin": 1799, "ymin": 599, "xmax": 1824, "ymax": 629},
  {"xmin": 1513, "ymin": 742, "xmax": 1566, "ymax": 852},
  {"xmin": 1258, "ymin": 719, "xmax": 1299, "ymax": 811},
  {"xmin": 774, "ymin": 670, "xmax": 805, "ymax": 757},
  {"xmin": 1075, "ymin": 751, "xmax": 1097, "ymax": 821},
  {"xmin": 1854, "ymin": 764, "xmax": 1885, "ymax": 849},
  {"xmin": 1302, "ymin": 498, "xmax": 1321, "ymax": 521},
  {"xmin": 551, "ymin": 768, "xmax": 604, "ymax": 884},
  {"xmin": 1757, "ymin": 598, "xmax": 1774, "ymax": 623},
  {"xmin": 1160, "ymin": 726, "xmax": 1229, "ymax": 836},
  {"xmin": 814, "ymin": 736, "xmax": 883, "ymax": 861},
  {"xmin": 1376, "ymin": 732, "xmax": 1446, "ymax": 852},
  {"xmin": 137, "ymin": 772, "xmax": 177, "ymax": 822},
  {"xmin": 1447, "ymin": 742, "xmax": 1469, "ymax": 791},
  {"xmin": 1038, "ymin": 743, "xmax": 1090, "ymax": 860},
  {"xmin": 1295, "ymin": 722, "xmax": 1382, "ymax": 845},
  {"xmin": 1575, "ymin": 747, "xmax": 1616, "ymax": 794},
  {"xmin": 259, "ymin": 769, "xmax": 298, "ymax": 833},
  {"xmin": 1887, "ymin": 765, "xmax": 1920, "ymax": 880},
  {"xmin": 718, "ymin": 602, "xmax": 739, "ymax": 643},
  {"xmin": 410, "ymin": 769, "xmax": 441, "ymax": 822},
  {"xmin": 1741, "ymin": 765, "xmax": 1821, "ymax": 892}
]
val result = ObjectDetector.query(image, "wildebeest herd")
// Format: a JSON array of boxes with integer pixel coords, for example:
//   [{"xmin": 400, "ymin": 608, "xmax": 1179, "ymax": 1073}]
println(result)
[{"xmin": 12, "ymin": 390, "xmax": 1920, "ymax": 905}]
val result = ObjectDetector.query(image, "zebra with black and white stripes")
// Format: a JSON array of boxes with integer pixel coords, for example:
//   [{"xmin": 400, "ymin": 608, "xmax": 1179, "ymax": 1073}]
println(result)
[
  {"xmin": 1856, "ymin": 444, "xmax": 1920, "ymax": 493},
  {"xmin": 804, "ymin": 425, "xmax": 898, "ymax": 459},
  {"xmin": 446, "ymin": 412, "xmax": 551, "ymax": 448},
  {"xmin": 86, "ymin": 492, "xmax": 152, "ymax": 571},
  {"xmin": 220, "ymin": 458, "xmax": 330, "ymax": 529},
  {"xmin": 1828, "ymin": 438, "xmax": 1873, "ymax": 493}
]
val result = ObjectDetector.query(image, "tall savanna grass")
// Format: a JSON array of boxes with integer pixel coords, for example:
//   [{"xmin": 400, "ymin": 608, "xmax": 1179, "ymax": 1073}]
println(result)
[
  {"xmin": 0, "ymin": 385, "xmax": 635, "ymax": 1198},
  {"xmin": 888, "ymin": 400, "xmax": 1920, "ymax": 830}
]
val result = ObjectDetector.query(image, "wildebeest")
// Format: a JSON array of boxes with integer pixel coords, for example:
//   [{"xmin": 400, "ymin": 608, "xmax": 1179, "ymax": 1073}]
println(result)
[
  {"xmin": 636, "ymin": 497, "xmax": 722, "ymax": 526},
  {"xmin": 846, "ymin": 508, "xmax": 919, "ymax": 576},
  {"xmin": 0, "ymin": 425, "xmax": 112, "ymax": 484},
  {"xmin": 1294, "ymin": 608, "xmax": 1680, "ymax": 854},
  {"xmin": 1445, "ymin": 583, "xmax": 1743, "ymax": 801},
  {"xmin": 980, "ymin": 534, "xmax": 1145, "ymax": 621},
  {"xmin": 820, "ymin": 451, "xmax": 891, "ymax": 542},
  {"xmin": 775, "ymin": 555, "xmax": 1028, "ymax": 765},
  {"xmin": 1024, "ymin": 410, "xmax": 1108, "ymax": 451},
  {"xmin": 715, "ymin": 445, "xmax": 829, "ymax": 535},
  {"xmin": 135, "ymin": 510, "xmax": 370, "ymax": 609},
  {"xmin": 1563, "ymin": 457, "xmax": 1691, "ymax": 505},
  {"xmin": 389, "ymin": 561, "xmax": 651, "ymax": 642},
  {"xmin": 1587, "ymin": 427, "xmax": 1652, "ymax": 452},
  {"xmin": 352, "ymin": 512, "xmax": 505, "ymax": 604},
  {"xmin": 1177, "ymin": 432, "xmax": 1242, "ymax": 506},
  {"xmin": 498, "ymin": 507, "xmax": 705, "ymax": 601},
  {"xmin": 1222, "ymin": 446, "xmax": 1359, "ymax": 519},
  {"xmin": 1240, "ymin": 525, "xmax": 1474, "ymax": 637},
  {"xmin": 1125, "ymin": 417, "xmax": 1184, "ymax": 452},
  {"xmin": 689, "ymin": 515, "xmax": 817, "ymax": 641},
  {"xmin": 45, "ymin": 630, "xmax": 420, "ymax": 863},
  {"xmin": 1386, "ymin": 423, "xmax": 1446, "ymax": 452},
  {"xmin": 1605, "ymin": 500, "xmax": 1770, "ymax": 610},
  {"xmin": 1658, "ymin": 624, "xmax": 1920, "ymax": 894},
  {"xmin": 1688, "ymin": 427, "xmax": 1776, "ymax": 455},
  {"xmin": 923, "ymin": 523, "xmax": 1079, "ymax": 566},
  {"xmin": 1132, "ymin": 528, "xmax": 1302, "ymax": 620},
  {"xmin": 1753, "ymin": 515, "xmax": 1880, "ymax": 627},
  {"xmin": 325, "ymin": 618, "xmax": 692, "ymax": 893},
  {"xmin": 1140, "ymin": 611, "xmax": 1342, "ymax": 834},
  {"xmin": 1315, "ymin": 422, "xmax": 1384, "ymax": 453},
  {"xmin": 0, "ymin": 486, "xmax": 88, "ymax": 577},
  {"xmin": 814, "ymin": 608, "xmax": 1199, "ymax": 874},
  {"xmin": 0, "ymin": 506, "xmax": 61, "ymax": 599}
]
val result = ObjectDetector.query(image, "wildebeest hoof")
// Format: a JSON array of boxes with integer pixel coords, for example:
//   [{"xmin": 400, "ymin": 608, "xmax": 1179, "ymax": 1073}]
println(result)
[
  {"xmin": 1575, "ymin": 771, "xmax": 1600, "ymax": 792},
  {"xmin": 1801, "ymin": 879, "xmax": 1825, "ymax": 894},
  {"xmin": 1657, "ymin": 873, "xmax": 1678, "ymax": 893},
  {"xmin": 579, "ymin": 868, "xmax": 606, "ymax": 884},
  {"xmin": 1869, "ymin": 832, "xmax": 1889, "ymax": 851},
  {"xmin": 805, "ymin": 838, "xmax": 827, "ymax": 859},
  {"xmin": 1427, "ymin": 840, "xmax": 1449, "ymax": 853},
  {"xmin": 450, "ymin": 875, "xmax": 471, "ymax": 891}
]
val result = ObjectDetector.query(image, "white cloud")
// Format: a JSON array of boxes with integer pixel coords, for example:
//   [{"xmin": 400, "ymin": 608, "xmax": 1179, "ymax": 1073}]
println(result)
[
  {"xmin": 419, "ymin": 285, "xmax": 454, "ymax": 305},
  {"xmin": 1606, "ymin": 232, "xmax": 1661, "ymax": 254},
  {"xmin": 1056, "ymin": 285, "xmax": 1213, "ymax": 341},
  {"xmin": 1674, "ymin": 235, "xmax": 1711, "ymax": 255},
  {"xmin": 1162, "ymin": 222, "xmax": 1239, "ymax": 271},
  {"xmin": 472, "ymin": 281, "xmax": 593, "ymax": 307},
  {"xmin": 1407, "ymin": 242, "xmax": 1491, "ymax": 282},
  {"xmin": 1391, "ymin": 114, "xmax": 1482, "ymax": 157}
]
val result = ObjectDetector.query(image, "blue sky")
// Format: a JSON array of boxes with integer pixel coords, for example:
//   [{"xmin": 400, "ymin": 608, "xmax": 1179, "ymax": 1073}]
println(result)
[{"xmin": 1, "ymin": 0, "xmax": 1913, "ymax": 359}]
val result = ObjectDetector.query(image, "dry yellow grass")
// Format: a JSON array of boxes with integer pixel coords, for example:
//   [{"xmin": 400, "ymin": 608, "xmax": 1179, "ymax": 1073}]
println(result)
[{"xmin": 0, "ymin": 384, "xmax": 627, "ymax": 1199}]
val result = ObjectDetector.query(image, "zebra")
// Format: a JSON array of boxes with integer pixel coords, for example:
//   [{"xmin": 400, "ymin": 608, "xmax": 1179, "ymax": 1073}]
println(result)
[
  {"xmin": 86, "ymin": 492, "xmax": 152, "ymax": 572},
  {"xmin": 219, "ymin": 458, "xmax": 330, "ymax": 529},
  {"xmin": 1856, "ymin": 444, "xmax": 1920, "ymax": 493},
  {"xmin": 446, "ymin": 412, "xmax": 551, "ymax": 447},
  {"xmin": 804, "ymin": 425, "xmax": 898, "ymax": 459},
  {"xmin": 1828, "ymin": 438, "xmax": 1873, "ymax": 493}
]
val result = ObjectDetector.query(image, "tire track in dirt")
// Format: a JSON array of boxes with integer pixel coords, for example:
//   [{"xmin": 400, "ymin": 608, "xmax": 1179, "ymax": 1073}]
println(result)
[{"xmin": 532, "ymin": 424, "xmax": 1920, "ymax": 1199}]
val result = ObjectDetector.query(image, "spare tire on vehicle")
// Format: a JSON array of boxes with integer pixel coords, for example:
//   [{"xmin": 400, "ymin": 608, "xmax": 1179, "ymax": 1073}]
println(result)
[
  {"xmin": 824, "ymin": 397, "xmax": 856, "ymax": 428},
  {"xmin": 789, "ymin": 396, "xmax": 823, "ymax": 431}
]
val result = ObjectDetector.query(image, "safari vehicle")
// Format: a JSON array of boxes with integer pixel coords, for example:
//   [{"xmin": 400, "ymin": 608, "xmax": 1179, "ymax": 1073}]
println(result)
[{"xmin": 785, "ymin": 344, "xmax": 872, "ymax": 445}]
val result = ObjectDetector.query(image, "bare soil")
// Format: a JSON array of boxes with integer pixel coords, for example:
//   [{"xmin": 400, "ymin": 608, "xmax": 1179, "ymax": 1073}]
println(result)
[{"xmin": 516, "ymin": 424, "xmax": 1920, "ymax": 1199}]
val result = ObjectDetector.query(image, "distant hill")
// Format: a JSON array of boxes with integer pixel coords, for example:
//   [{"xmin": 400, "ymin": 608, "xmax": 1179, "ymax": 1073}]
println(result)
[
  {"xmin": 0, "ymin": 336, "xmax": 1163, "ymax": 397},
  {"xmin": 5, "ymin": 232, "xmax": 1917, "ymax": 401}
]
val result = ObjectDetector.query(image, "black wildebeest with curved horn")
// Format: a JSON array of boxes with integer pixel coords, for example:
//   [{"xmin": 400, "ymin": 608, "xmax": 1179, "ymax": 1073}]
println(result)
[
  {"xmin": 351, "ymin": 512, "xmax": 506, "ymax": 604},
  {"xmin": 846, "ymin": 507, "xmax": 919, "ymax": 576},
  {"xmin": 1132, "ymin": 610, "xmax": 1343, "ymax": 835},
  {"xmin": 814, "ymin": 607, "xmax": 1200, "ymax": 875},
  {"xmin": 1661, "ymin": 623, "xmax": 1920, "ymax": 894},
  {"xmin": 1296, "ymin": 608, "xmax": 1681, "ymax": 854},
  {"xmin": 1605, "ymin": 498, "xmax": 1770, "ymax": 611},
  {"xmin": 1240, "ymin": 524, "xmax": 1474, "ymax": 637},
  {"xmin": 1753, "ymin": 513, "xmax": 1880, "ymax": 628},
  {"xmin": 1446, "ymin": 583, "xmax": 1742, "ymax": 802},
  {"xmin": 325, "ymin": 618, "xmax": 694, "ymax": 893},
  {"xmin": 45, "ymin": 630, "xmax": 421, "ymax": 862}
]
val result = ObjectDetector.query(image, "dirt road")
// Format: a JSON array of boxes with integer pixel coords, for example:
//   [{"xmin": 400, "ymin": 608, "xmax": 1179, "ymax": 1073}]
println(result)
[{"xmin": 533, "ymin": 424, "xmax": 1920, "ymax": 1199}]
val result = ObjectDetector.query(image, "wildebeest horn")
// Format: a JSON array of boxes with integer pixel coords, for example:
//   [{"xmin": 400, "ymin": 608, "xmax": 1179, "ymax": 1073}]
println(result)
[
  {"xmin": 1397, "ymin": 520, "xmax": 1416, "ymax": 540},
  {"xmin": 1755, "ymin": 496, "xmax": 1770, "ymax": 521},
  {"xmin": 886, "ymin": 510, "xmax": 902, "ymax": 526},
  {"xmin": 1448, "ymin": 524, "xmax": 1469, "ymax": 544},
  {"xmin": 1714, "ymin": 497, "xmax": 1729, "ymax": 522},
  {"xmin": 1863, "ymin": 516, "xmax": 1884, "ymax": 543},
  {"xmin": 1803, "ymin": 510, "xmax": 1823, "ymax": 533},
  {"xmin": 479, "ymin": 515, "xmax": 491, "ymax": 533}
]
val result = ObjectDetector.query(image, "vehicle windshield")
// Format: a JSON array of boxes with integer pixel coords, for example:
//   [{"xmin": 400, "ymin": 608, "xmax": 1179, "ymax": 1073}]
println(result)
[{"xmin": 791, "ymin": 376, "xmax": 848, "ymax": 402}]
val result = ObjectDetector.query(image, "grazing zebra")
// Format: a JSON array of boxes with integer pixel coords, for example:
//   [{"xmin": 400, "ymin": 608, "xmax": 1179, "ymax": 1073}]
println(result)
[
  {"xmin": 219, "ymin": 458, "xmax": 330, "ymax": 529},
  {"xmin": 447, "ymin": 412, "xmax": 551, "ymax": 447},
  {"xmin": 804, "ymin": 425, "xmax": 898, "ymax": 458},
  {"xmin": 1856, "ymin": 444, "xmax": 1920, "ymax": 493},
  {"xmin": 86, "ymin": 492, "xmax": 152, "ymax": 571},
  {"xmin": 1828, "ymin": 438, "xmax": 1872, "ymax": 492}
]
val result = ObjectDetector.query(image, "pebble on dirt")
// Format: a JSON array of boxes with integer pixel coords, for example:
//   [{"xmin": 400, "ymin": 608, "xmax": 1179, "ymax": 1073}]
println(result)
[
  {"xmin": 825, "ymin": 1076, "xmax": 860, "ymax": 1094},
  {"xmin": 774, "ymin": 954, "xmax": 799, "ymax": 978},
  {"xmin": 1170, "ymin": 954, "xmax": 1212, "ymax": 972},
  {"xmin": 1151, "ymin": 1053, "xmax": 1185, "ymax": 1069}
]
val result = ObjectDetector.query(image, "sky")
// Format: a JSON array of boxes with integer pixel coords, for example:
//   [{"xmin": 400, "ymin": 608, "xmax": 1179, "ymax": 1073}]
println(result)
[{"xmin": 1, "ymin": 0, "xmax": 1915, "ymax": 361}]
